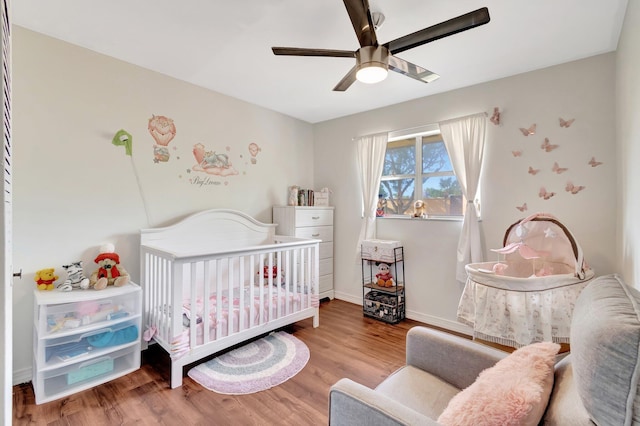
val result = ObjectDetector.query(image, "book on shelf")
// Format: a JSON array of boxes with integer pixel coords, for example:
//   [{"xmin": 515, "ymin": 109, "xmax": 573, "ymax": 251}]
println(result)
[{"xmin": 297, "ymin": 189, "xmax": 314, "ymax": 206}]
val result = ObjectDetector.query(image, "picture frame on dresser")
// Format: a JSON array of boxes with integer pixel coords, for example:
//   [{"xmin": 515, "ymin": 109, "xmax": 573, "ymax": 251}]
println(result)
[{"xmin": 273, "ymin": 205, "xmax": 335, "ymax": 300}]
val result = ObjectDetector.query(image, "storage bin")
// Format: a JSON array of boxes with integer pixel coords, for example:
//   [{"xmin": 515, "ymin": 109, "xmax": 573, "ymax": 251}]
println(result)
[
  {"xmin": 363, "ymin": 290, "xmax": 405, "ymax": 324},
  {"xmin": 361, "ymin": 239, "xmax": 403, "ymax": 262},
  {"xmin": 39, "ymin": 345, "xmax": 138, "ymax": 402}
]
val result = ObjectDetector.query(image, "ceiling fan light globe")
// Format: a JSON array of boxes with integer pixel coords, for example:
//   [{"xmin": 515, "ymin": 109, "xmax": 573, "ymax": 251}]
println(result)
[{"xmin": 356, "ymin": 63, "xmax": 388, "ymax": 84}]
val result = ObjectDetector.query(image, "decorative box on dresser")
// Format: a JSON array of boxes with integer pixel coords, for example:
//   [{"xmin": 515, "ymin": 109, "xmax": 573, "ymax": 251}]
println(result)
[
  {"xmin": 273, "ymin": 206, "xmax": 335, "ymax": 300},
  {"xmin": 32, "ymin": 283, "xmax": 142, "ymax": 404}
]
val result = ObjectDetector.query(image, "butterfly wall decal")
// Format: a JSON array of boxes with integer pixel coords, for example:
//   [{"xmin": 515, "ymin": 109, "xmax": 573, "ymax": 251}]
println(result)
[
  {"xmin": 516, "ymin": 202, "xmax": 528, "ymax": 212},
  {"xmin": 490, "ymin": 107, "xmax": 501, "ymax": 125},
  {"xmin": 588, "ymin": 156, "xmax": 603, "ymax": 167},
  {"xmin": 519, "ymin": 124, "xmax": 536, "ymax": 136},
  {"xmin": 559, "ymin": 117, "xmax": 575, "ymax": 128},
  {"xmin": 552, "ymin": 162, "xmax": 568, "ymax": 174},
  {"xmin": 565, "ymin": 181, "xmax": 586, "ymax": 194},
  {"xmin": 541, "ymin": 138, "xmax": 559, "ymax": 152},
  {"xmin": 539, "ymin": 187, "xmax": 556, "ymax": 200},
  {"xmin": 511, "ymin": 150, "xmax": 522, "ymax": 157},
  {"xmin": 528, "ymin": 166, "xmax": 540, "ymax": 175}
]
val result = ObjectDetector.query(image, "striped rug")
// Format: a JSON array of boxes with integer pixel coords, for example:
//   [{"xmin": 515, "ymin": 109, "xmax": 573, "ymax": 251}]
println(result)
[{"xmin": 188, "ymin": 331, "xmax": 309, "ymax": 395}]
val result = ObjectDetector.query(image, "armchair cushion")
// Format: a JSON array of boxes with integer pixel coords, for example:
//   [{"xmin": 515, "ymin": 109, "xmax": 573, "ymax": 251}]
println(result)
[
  {"xmin": 569, "ymin": 273, "xmax": 640, "ymax": 425},
  {"xmin": 437, "ymin": 341, "xmax": 560, "ymax": 426},
  {"xmin": 374, "ymin": 365, "xmax": 459, "ymax": 419}
]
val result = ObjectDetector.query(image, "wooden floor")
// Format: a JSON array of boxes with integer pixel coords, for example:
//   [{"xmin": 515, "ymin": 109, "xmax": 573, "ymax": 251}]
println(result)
[{"xmin": 13, "ymin": 299, "xmax": 430, "ymax": 425}]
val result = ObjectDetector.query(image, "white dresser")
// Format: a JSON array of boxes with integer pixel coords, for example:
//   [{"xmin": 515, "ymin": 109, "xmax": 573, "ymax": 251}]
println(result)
[{"xmin": 273, "ymin": 206, "xmax": 334, "ymax": 300}]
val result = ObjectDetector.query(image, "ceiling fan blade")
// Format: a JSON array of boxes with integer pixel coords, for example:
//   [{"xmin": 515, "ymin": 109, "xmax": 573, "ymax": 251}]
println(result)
[
  {"xmin": 333, "ymin": 66, "xmax": 358, "ymax": 91},
  {"xmin": 272, "ymin": 47, "xmax": 356, "ymax": 58},
  {"xmin": 388, "ymin": 55, "xmax": 440, "ymax": 84},
  {"xmin": 343, "ymin": 0, "xmax": 378, "ymax": 47},
  {"xmin": 384, "ymin": 7, "xmax": 490, "ymax": 55}
]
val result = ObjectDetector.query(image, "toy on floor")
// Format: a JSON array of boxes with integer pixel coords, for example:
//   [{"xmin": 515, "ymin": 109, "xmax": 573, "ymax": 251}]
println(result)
[
  {"xmin": 89, "ymin": 244, "xmax": 130, "ymax": 290},
  {"xmin": 376, "ymin": 262, "xmax": 395, "ymax": 287},
  {"xmin": 34, "ymin": 268, "xmax": 58, "ymax": 291},
  {"xmin": 58, "ymin": 261, "xmax": 90, "ymax": 292}
]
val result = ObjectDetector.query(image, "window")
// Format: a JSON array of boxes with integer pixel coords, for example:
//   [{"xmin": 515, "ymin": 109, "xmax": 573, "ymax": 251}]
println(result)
[{"xmin": 379, "ymin": 127, "xmax": 464, "ymax": 217}]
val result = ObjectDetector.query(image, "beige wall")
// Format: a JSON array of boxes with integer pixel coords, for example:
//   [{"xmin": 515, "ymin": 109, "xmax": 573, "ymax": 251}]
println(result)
[
  {"xmin": 12, "ymin": 26, "xmax": 314, "ymax": 382},
  {"xmin": 314, "ymin": 53, "xmax": 617, "ymax": 332},
  {"xmin": 616, "ymin": 0, "xmax": 640, "ymax": 287}
]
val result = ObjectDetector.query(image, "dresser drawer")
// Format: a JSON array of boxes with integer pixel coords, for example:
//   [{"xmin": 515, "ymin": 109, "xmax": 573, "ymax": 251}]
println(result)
[
  {"xmin": 295, "ymin": 226, "xmax": 333, "ymax": 242},
  {"xmin": 319, "ymin": 258, "xmax": 333, "ymax": 276},
  {"xmin": 319, "ymin": 274, "xmax": 334, "ymax": 293},
  {"xmin": 295, "ymin": 209, "xmax": 333, "ymax": 227},
  {"xmin": 319, "ymin": 241, "xmax": 333, "ymax": 260}
]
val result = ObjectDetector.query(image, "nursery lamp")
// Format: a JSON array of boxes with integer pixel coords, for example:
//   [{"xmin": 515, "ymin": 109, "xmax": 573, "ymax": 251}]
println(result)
[{"xmin": 356, "ymin": 46, "xmax": 389, "ymax": 84}]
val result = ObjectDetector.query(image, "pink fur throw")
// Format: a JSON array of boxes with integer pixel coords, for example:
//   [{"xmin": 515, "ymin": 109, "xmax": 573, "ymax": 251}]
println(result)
[{"xmin": 438, "ymin": 341, "xmax": 560, "ymax": 426}]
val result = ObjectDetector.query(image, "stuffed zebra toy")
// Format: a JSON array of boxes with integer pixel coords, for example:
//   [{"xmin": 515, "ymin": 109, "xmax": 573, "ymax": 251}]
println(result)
[{"xmin": 58, "ymin": 261, "xmax": 90, "ymax": 291}]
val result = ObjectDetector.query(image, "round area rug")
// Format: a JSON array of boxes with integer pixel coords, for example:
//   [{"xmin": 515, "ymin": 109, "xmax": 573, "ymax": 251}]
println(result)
[{"xmin": 187, "ymin": 331, "xmax": 309, "ymax": 395}]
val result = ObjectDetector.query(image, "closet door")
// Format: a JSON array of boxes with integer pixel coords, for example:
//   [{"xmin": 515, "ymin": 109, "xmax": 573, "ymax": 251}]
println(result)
[{"xmin": 0, "ymin": 0, "xmax": 12, "ymax": 423}]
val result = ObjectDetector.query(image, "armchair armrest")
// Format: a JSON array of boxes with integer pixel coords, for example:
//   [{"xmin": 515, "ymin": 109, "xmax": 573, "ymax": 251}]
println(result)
[
  {"xmin": 406, "ymin": 327, "xmax": 507, "ymax": 390},
  {"xmin": 329, "ymin": 378, "xmax": 441, "ymax": 426}
]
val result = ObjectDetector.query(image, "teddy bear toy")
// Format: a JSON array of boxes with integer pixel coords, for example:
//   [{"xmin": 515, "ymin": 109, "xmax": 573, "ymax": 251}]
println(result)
[
  {"xmin": 412, "ymin": 199, "xmax": 427, "ymax": 218},
  {"xmin": 89, "ymin": 244, "xmax": 130, "ymax": 290},
  {"xmin": 375, "ymin": 262, "xmax": 394, "ymax": 287},
  {"xmin": 57, "ymin": 261, "xmax": 91, "ymax": 291},
  {"xmin": 34, "ymin": 268, "xmax": 58, "ymax": 291}
]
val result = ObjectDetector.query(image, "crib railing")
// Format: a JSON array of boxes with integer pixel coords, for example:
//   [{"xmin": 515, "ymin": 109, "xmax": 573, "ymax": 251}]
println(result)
[{"xmin": 141, "ymin": 238, "xmax": 319, "ymax": 355}]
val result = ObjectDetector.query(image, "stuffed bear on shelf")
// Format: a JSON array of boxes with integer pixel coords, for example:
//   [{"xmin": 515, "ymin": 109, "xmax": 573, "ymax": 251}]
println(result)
[
  {"xmin": 89, "ymin": 244, "xmax": 130, "ymax": 290},
  {"xmin": 375, "ymin": 262, "xmax": 395, "ymax": 287}
]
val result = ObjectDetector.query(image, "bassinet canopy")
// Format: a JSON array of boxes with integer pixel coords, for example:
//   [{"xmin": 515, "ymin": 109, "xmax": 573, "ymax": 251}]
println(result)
[{"xmin": 458, "ymin": 212, "xmax": 594, "ymax": 347}]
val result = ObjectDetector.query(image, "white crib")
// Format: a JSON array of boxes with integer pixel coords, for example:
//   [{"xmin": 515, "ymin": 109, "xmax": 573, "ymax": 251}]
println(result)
[{"xmin": 140, "ymin": 209, "xmax": 320, "ymax": 388}]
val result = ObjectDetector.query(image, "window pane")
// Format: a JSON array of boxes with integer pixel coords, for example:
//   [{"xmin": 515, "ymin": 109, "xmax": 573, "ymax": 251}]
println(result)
[
  {"xmin": 383, "ymin": 138, "xmax": 415, "ymax": 176},
  {"xmin": 422, "ymin": 139, "xmax": 452, "ymax": 173},
  {"xmin": 379, "ymin": 178, "xmax": 415, "ymax": 215},
  {"xmin": 422, "ymin": 176, "xmax": 464, "ymax": 216}
]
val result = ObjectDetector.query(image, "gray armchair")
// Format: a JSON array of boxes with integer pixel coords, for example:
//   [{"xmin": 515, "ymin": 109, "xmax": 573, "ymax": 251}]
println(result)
[{"xmin": 329, "ymin": 274, "xmax": 640, "ymax": 425}]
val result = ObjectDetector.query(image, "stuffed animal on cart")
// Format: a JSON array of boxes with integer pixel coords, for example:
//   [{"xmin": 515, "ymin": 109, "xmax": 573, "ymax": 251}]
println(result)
[
  {"xmin": 34, "ymin": 268, "xmax": 58, "ymax": 291},
  {"xmin": 375, "ymin": 262, "xmax": 394, "ymax": 287},
  {"xmin": 412, "ymin": 200, "xmax": 427, "ymax": 218},
  {"xmin": 58, "ymin": 261, "xmax": 90, "ymax": 292},
  {"xmin": 89, "ymin": 244, "xmax": 130, "ymax": 290}
]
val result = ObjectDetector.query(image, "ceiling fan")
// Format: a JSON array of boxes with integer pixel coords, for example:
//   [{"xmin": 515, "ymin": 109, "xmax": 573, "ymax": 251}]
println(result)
[{"xmin": 272, "ymin": 0, "xmax": 490, "ymax": 91}]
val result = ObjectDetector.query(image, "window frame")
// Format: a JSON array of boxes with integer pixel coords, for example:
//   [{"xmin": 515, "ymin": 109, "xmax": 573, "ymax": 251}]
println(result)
[{"xmin": 379, "ymin": 124, "xmax": 465, "ymax": 219}]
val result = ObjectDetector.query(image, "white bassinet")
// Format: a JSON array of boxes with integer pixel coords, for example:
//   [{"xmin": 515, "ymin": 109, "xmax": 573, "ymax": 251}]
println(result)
[{"xmin": 458, "ymin": 212, "xmax": 594, "ymax": 347}]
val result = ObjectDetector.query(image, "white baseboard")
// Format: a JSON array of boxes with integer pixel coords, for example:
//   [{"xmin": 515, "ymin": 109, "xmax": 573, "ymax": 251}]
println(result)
[
  {"xmin": 14, "ymin": 366, "xmax": 32, "ymax": 386},
  {"xmin": 333, "ymin": 293, "xmax": 473, "ymax": 337}
]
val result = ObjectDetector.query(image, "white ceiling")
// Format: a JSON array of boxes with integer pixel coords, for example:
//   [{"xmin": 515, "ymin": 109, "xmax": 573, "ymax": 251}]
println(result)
[{"xmin": 12, "ymin": 0, "xmax": 628, "ymax": 124}]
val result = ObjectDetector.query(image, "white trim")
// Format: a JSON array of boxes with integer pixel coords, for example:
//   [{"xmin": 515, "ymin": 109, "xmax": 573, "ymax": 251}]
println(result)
[
  {"xmin": 13, "ymin": 367, "xmax": 31, "ymax": 386},
  {"xmin": 333, "ymin": 295, "xmax": 473, "ymax": 337},
  {"xmin": 388, "ymin": 123, "xmax": 440, "ymax": 141}
]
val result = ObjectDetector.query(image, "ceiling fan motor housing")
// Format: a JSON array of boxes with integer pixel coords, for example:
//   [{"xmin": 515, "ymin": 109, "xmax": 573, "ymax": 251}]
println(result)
[{"xmin": 356, "ymin": 46, "xmax": 390, "ymax": 83}]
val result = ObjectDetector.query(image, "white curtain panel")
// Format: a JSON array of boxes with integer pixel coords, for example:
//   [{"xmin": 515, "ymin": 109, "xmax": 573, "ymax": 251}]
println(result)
[
  {"xmin": 439, "ymin": 112, "xmax": 487, "ymax": 282},
  {"xmin": 355, "ymin": 132, "xmax": 388, "ymax": 255}
]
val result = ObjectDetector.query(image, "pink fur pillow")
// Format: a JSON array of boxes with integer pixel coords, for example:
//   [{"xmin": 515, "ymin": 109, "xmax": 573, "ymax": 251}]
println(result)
[{"xmin": 437, "ymin": 342, "xmax": 560, "ymax": 426}]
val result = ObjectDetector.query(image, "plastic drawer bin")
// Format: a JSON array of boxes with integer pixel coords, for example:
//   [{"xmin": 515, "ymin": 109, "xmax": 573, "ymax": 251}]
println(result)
[{"xmin": 40, "ymin": 345, "xmax": 137, "ymax": 400}]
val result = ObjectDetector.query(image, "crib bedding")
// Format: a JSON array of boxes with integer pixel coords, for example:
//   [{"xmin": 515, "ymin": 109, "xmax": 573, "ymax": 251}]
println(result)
[
  {"xmin": 141, "ymin": 209, "xmax": 320, "ymax": 388},
  {"xmin": 171, "ymin": 290, "xmax": 306, "ymax": 358}
]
